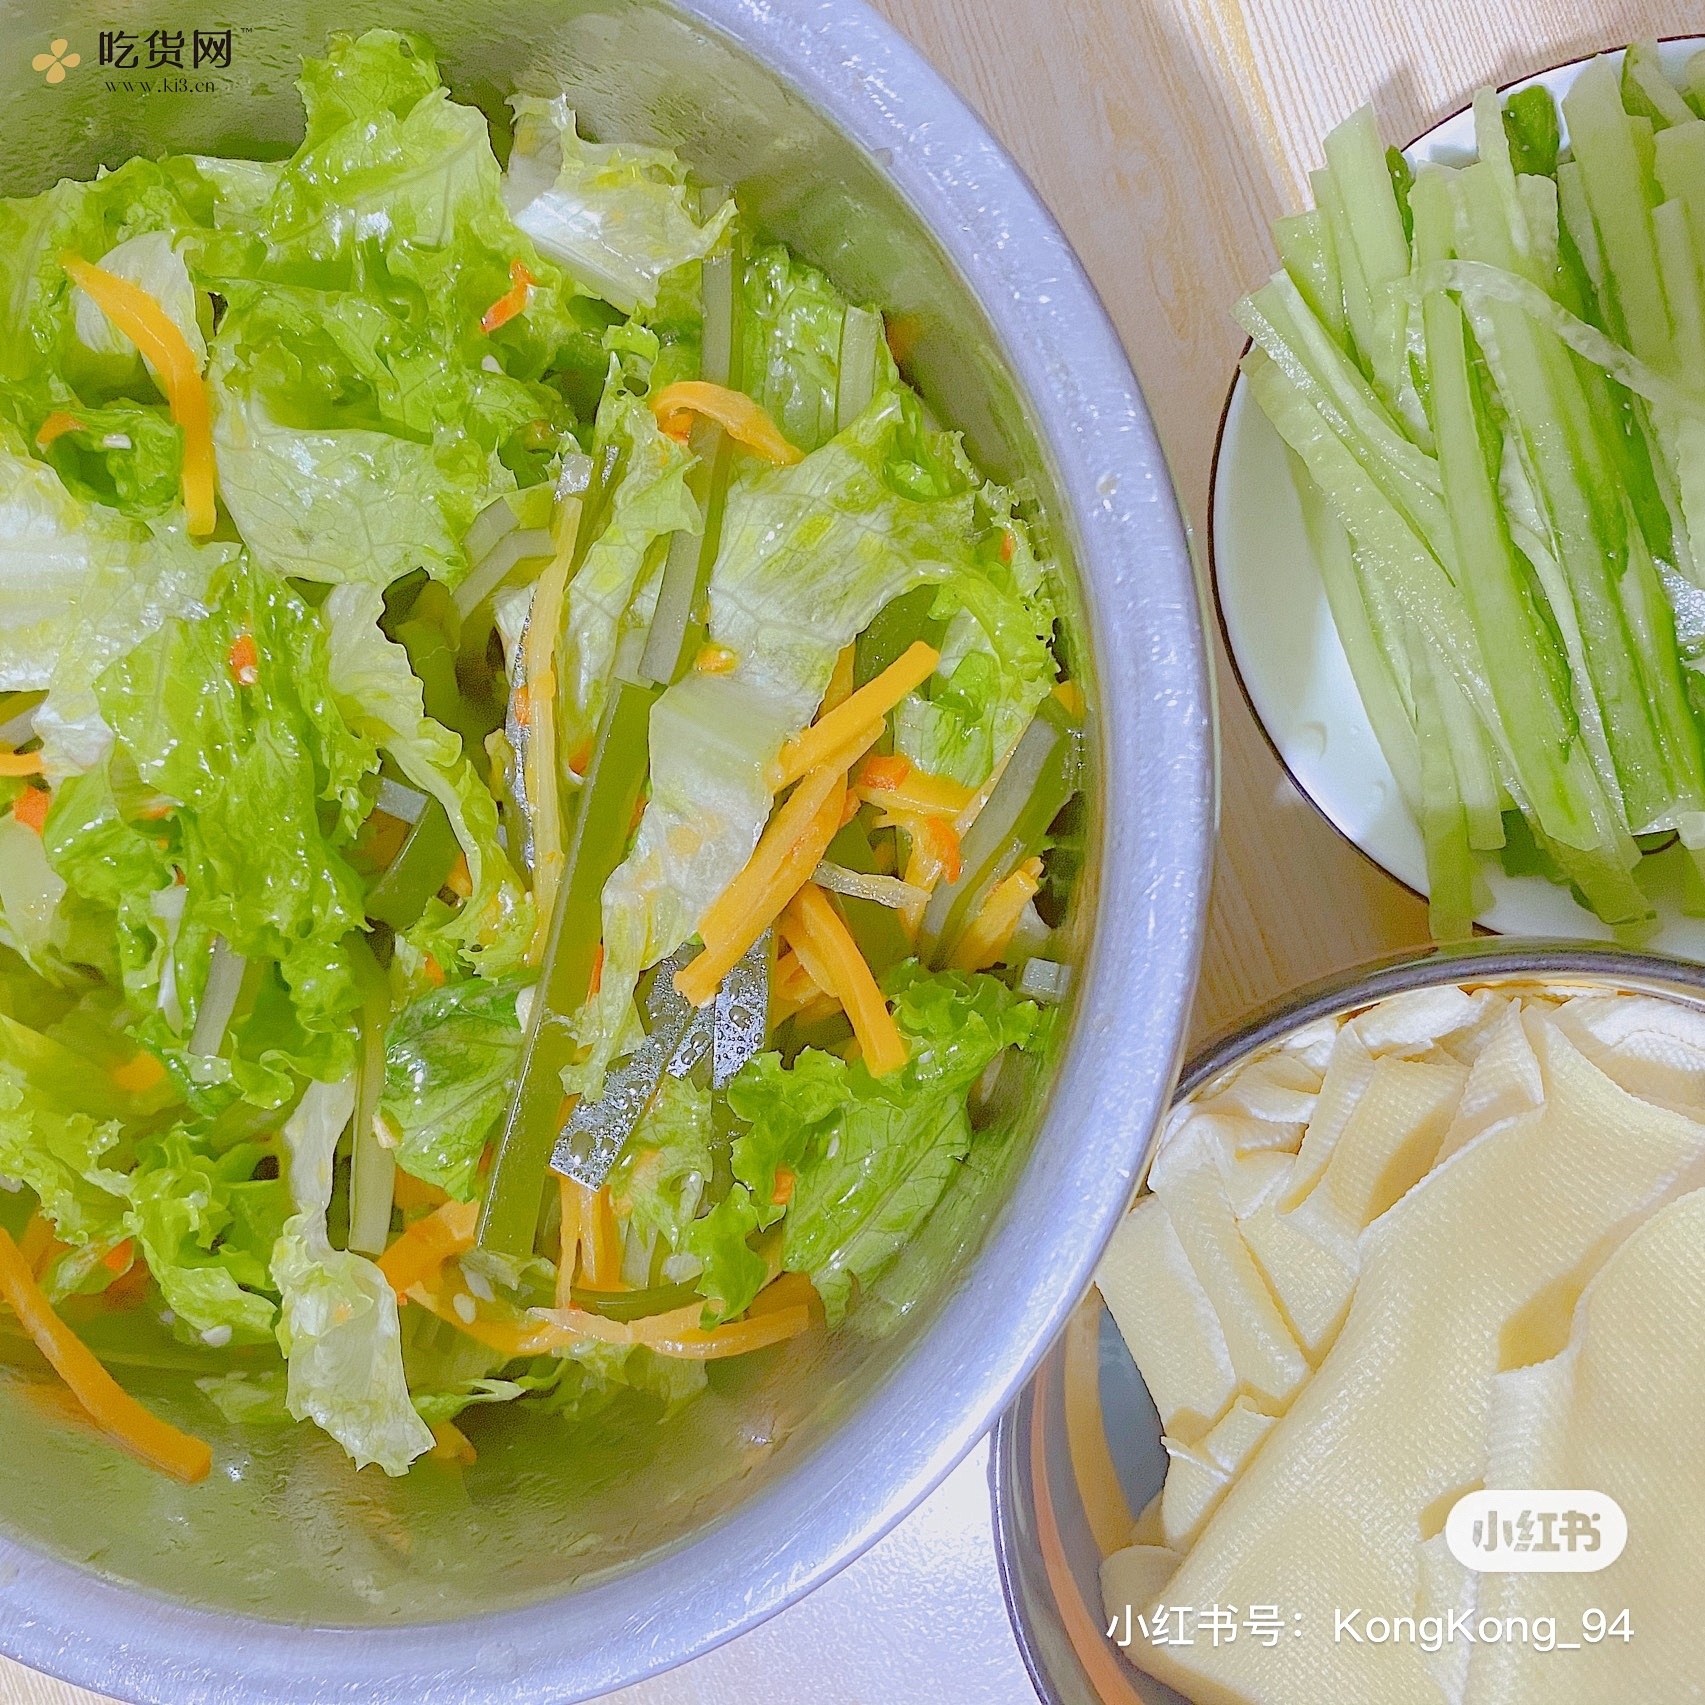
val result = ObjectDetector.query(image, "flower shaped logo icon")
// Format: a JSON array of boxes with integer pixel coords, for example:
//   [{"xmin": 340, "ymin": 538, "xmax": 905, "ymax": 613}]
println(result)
[{"xmin": 32, "ymin": 39, "xmax": 80, "ymax": 83}]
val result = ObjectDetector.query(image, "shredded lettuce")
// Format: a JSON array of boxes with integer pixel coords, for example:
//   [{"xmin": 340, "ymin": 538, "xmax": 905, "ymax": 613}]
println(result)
[
  {"xmin": 504, "ymin": 95, "xmax": 734, "ymax": 317},
  {"xmin": 271, "ymin": 1075, "xmax": 434, "ymax": 1475},
  {"xmin": 380, "ymin": 974, "xmax": 527, "ymax": 1200},
  {"xmin": 728, "ymin": 966, "xmax": 1043, "ymax": 1323},
  {"xmin": 323, "ymin": 582, "xmax": 534, "ymax": 973}
]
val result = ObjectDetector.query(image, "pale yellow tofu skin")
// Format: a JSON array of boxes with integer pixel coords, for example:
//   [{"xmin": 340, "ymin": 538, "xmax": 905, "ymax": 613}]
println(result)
[
  {"xmin": 1135, "ymin": 1019, "xmax": 1705, "ymax": 1705},
  {"xmin": 1095, "ymin": 1194, "xmax": 1237, "ymax": 1445},
  {"xmin": 1463, "ymin": 1187, "xmax": 1705, "ymax": 1705}
]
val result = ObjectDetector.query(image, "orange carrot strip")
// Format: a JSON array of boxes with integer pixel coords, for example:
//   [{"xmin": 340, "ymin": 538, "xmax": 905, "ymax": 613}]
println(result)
[
  {"xmin": 581, "ymin": 1185, "xmax": 623, "ymax": 1290},
  {"xmin": 675, "ymin": 769, "xmax": 851, "ymax": 1009},
  {"xmin": 0, "ymin": 751, "xmax": 44, "ymax": 777},
  {"xmin": 693, "ymin": 643, "xmax": 738, "ymax": 674},
  {"xmin": 18, "ymin": 1213, "xmax": 54, "ymax": 1275},
  {"xmin": 857, "ymin": 753, "xmax": 912, "ymax": 791},
  {"xmin": 430, "ymin": 1419, "xmax": 478, "ymax": 1465},
  {"xmin": 650, "ymin": 381, "xmax": 802, "ymax": 464},
  {"xmin": 781, "ymin": 884, "xmax": 907, "ymax": 1077},
  {"xmin": 949, "ymin": 855, "xmax": 1045, "ymax": 973},
  {"xmin": 377, "ymin": 1197, "xmax": 479, "ymax": 1297},
  {"xmin": 556, "ymin": 1175, "xmax": 583, "ymax": 1311},
  {"xmin": 480, "ymin": 260, "xmax": 536, "ymax": 333},
  {"xmin": 60, "ymin": 254, "xmax": 216, "ymax": 535},
  {"xmin": 822, "ymin": 643, "xmax": 857, "ymax": 712},
  {"xmin": 0, "ymin": 1224, "xmax": 212, "ymax": 1483},
  {"xmin": 12, "ymin": 786, "xmax": 49, "ymax": 834},
  {"xmin": 102, "ymin": 1238, "xmax": 134, "ymax": 1275},
  {"xmin": 770, "ymin": 641, "xmax": 940, "ymax": 790},
  {"xmin": 392, "ymin": 1169, "xmax": 449, "ymax": 1216},
  {"xmin": 445, "ymin": 852, "xmax": 473, "ymax": 899},
  {"xmin": 35, "ymin": 411, "xmax": 83, "ymax": 448},
  {"xmin": 855, "ymin": 764, "xmax": 972, "ymax": 818}
]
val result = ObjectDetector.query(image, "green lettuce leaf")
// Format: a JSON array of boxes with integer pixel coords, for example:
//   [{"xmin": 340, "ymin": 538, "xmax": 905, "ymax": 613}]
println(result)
[
  {"xmin": 196, "ymin": 1366, "xmax": 294, "ymax": 1426},
  {"xmin": 606, "ymin": 1072, "xmax": 714, "ymax": 1251},
  {"xmin": 125, "ymin": 1128, "xmax": 286, "ymax": 1345},
  {"xmin": 324, "ymin": 581, "xmax": 533, "ymax": 973},
  {"xmin": 94, "ymin": 556, "xmax": 370, "ymax": 1055},
  {"xmin": 727, "ymin": 965, "xmax": 1041, "ymax": 1323},
  {"xmin": 739, "ymin": 244, "xmax": 896, "ymax": 456},
  {"xmin": 0, "ymin": 1063, "xmax": 127, "ymax": 1247},
  {"xmin": 380, "ymin": 974, "xmax": 527, "ymax": 1200},
  {"xmin": 271, "ymin": 1075, "xmax": 434, "ymax": 1475},
  {"xmin": 504, "ymin": 96, "xmax": 734, "ymax": 317},
  {"xmin": 69, "ymin": 229, "xmax": 206, "ymax": 369}
]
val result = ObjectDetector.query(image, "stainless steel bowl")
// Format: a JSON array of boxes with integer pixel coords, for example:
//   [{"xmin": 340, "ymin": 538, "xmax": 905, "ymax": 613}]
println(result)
[
  {"xmin": 991, "ymin": 939, "xmax": 1705, "ymax": 1705},
  {"xmin": 0, "ymin": 3, "xmax": 1212, "ymax": 1701}
]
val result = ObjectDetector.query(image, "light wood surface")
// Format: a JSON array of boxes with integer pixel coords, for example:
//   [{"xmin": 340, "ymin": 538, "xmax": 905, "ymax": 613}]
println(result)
[{"xmin": 6, "ymin": 3, "xmax": 1701, "ymax": 1701}]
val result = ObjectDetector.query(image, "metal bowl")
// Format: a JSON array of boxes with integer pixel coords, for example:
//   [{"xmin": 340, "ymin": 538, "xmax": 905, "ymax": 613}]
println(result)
[
  {"xmin": 991, "ymin": 939, "xmax": 1705, "ymax": 1705},
  {"xmin": 0, "ymin": 3, "xmax": 1212, "ymax": 1702}
]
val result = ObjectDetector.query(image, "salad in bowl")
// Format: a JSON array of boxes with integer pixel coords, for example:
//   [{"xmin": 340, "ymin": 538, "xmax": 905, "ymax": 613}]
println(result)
[{"xmin": 0, "ymin": 27, "xmax": 1081, "ymax": 1484}]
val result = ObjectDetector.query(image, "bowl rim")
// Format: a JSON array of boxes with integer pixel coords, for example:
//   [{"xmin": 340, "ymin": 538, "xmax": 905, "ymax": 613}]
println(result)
[
  {"xmin": 0, "ymin": 1, "xmax": 1213, "ymax": 1701},
  {"xmin": 1204, "ymin": 36, "xmax": 1705, "ymax": 930},
  {"xmin": 990, "ymin": 934, "xmax": 1705, "ymax": 1705}
]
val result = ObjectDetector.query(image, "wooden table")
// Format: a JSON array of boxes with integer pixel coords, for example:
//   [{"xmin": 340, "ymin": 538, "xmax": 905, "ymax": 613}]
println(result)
[{"xmin": 7, "ymin": 1, "xmax": 1699, "ymax": 1700}]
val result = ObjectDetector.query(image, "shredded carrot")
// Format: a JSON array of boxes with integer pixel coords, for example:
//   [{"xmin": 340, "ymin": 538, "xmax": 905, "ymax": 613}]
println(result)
[
  {"xmin": 589, "ymin": 942, "xmax": 605, "ymax": 996},
  {"xmin": 1052, "ymin": 679, "xmax": 1086, "ymax": 719},
  {"xmin": 780, "ymin": 883, "xmax": 907, "ymax": 1077},
  {"xmin": 676, "ymin": 768, "xmax": 852, "ymax": 1009},
  {"xmin": 110, "ymin": 1051, "xmax": 165, "ymax": 1095},
  {"xmin": 770, "ymin": 641, "xmax": 940, "ymax": 791},
  {"xmin": 772, "ymin": 949, "xmax": 830, "ymax": 1022},
  {"xmin": 392, "ymin": 1169, "xmax": 448, "ymax": 1216},
  {"xmin": 884, "ymin": 313, "xmax": 920, "ymax": 364},
  {"xmin": 376, "ymin": 1197, "xmax": 479, "ymax": 1298},
  {"xmin": 580, "ymin": 1185, "xmax": 623, "ymax": 1291},
  {"xmin": 693, "ymin": 643, "xmax": 739, "ymax": 674},
  {"xmin": 479, "ymin": 259, "xmax": 536, "ymax": 333},
  {"xmin": 857, "ymin": 753, "xmax": 912, "ymax": 791},
  {"xmin": 650, "ymin": 381, "xmax": 802, "ymax": 465},
  {"xmin": 511, "ymin": 684, "xmax": 532, "ymax": 728},
  {"xmin": 226, "ymin": 631, "xmax": 259, "ymax": 687},
  {"xmin": 837, "ymin": 789, "xmax": 861, "ymax": 828},
  {"xmin": 60, "ymin": 254, "xmax": 216, "ymax": 535},
  {"xmin": 445, "ymin": 852, "xmax": 473, "ymax": 899},
  {"xmin": 35, "ymin": 411, "xmax": 83, "ymax": 448},
  {"xmin": 421, "ymin": 954, "xmax": 446, "ymax": 989},
  {"xmin": 0, "ymin": 1223, "xmax": 212, "ymax": 1482},
  {"xmin": 772, "ymin": 1168, "xmax": 796, "ymax": 1207},
  {"xmin": 0, "ymin": 751, "xmax": 44, "ymax": 778},
  {"xmin": 857, "ymin": 763, "xmax": 973, "ymax": 819},
  {"xmin": 101, "ymin": 1239, "xmax": 134, "ymax": 1275},
  {"xmin": 567, "ymin": 736, "xmax": 594, "ymax": 777},
  {"xmin": 747, "ymin": 1269, "xmax": 817, "ymax": 1318},
  {"xmin": 949, "ymin": 855, "xmax": 1045, "ymax": 973},
  {"xmin": 1000, "ymin": 529, "xmax": 1017, "ymax": 564},
  {"xmin": 822, "ymin": 643, "xmax": 857, "ymax": 712},
  {"xmin": 556, "ymin": 1175, "xmax": 583, "ymax": 1311},
  {"xmin": 429, "ymin": 1419, "xmax": 478, "ymax": 1465},
  {"xmin": 889, "ymin": 812, "xmax": 962, "ymax": 936},
  {"xmin": 136, "ymin": 796, "xmax": 176, "ymax": 821},
  {"xmin": 12, "ymin": 786, "xmax": 50, "ymax": 833},
  {"xmin": 17, "ymin": 1213, "xmax": 54, "ymax": 1275}
]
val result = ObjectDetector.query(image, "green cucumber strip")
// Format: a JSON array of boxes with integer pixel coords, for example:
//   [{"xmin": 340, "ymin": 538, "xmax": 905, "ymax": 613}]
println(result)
[
  {"xmin": 1564, "ymin": 58, "xmax": 1674, "ymax": 372},
  {"xmin": 1622, "ymin": 40, "xmax": 1695, "ymax": 131},
  {"xmin": 1502, "ymin": 85, "xmax": 1562, "ymax": 179},
  {"xmin": 1274, "ymin": 209, "xmax": 1348, "ymax": 349},
  {"xmin": 1409, "ymin": 617, "xmax": 1479, "ymax": 941},
  {"xmin": 345, "ymin": 938, "xmax": 395, "ymax": 1257}
]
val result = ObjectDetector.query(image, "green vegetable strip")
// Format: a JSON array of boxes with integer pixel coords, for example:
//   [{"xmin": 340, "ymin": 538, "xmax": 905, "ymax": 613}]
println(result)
[
  {"xmin": 1410, "ymin": 620, "xmax": 1479, "ymax": 941},
  {"xmin": 363, "ymin": 793, "xmax": 459, "ymax": 930},
  {"xmin": 1564, "ymin": 60, "xmax": 1675, "ymax": 374},
  {"xmin": 835, "ymin": 305, "xmax": 883, "ymax": 429},
  {"xmin": 345, "ymin": 939, "xmax": 395, "ymax": 1256},
  {"xmin": 918, "ymin": 696, "xmax": 1080, "ymax": 964},
  {"xmin": 1622, "ymin": 41, "xmax": 1696, "ymax": 131},
  {"xmin": 639, "ymin": 233, "xmax": 741, "ymax": 687},
  {"xmin": 1274, "ymin": 208, "xmax": 1348, "ymax": 351},
  {"xmin": 478, "ymin": 678, "xmax": 657, "ymax": 1254},
  {"xmin": 1451, "ymin": 162, "xmax": 1684, "ymax": 832},
  {"xmin": 1321, "ymin": 108, "xmax": 1424, "ymax": 438},
  {"xmin": 1290, "ymin": 449, "xmax": 1422, "ymax": 816}
]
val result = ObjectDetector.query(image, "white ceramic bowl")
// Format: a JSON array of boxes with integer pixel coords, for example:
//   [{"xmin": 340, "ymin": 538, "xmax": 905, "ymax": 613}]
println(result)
[{"xmin": 1212, "ymin": 39, "xmax": 1705, "ymax": 952}]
